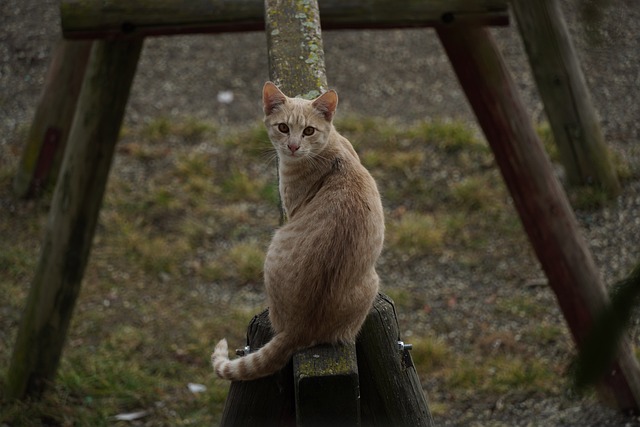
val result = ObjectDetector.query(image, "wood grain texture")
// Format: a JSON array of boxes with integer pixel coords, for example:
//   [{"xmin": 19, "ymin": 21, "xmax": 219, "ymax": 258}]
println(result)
[
  {"xmin": 220, "ymin": 295, "xmax": 434, "ymax": 426},
  {"xmin": 5, "ymin": 38, "xmax": 143, "ymax": 399},
  {"xmin": 357, "ymin": 294, "xmax": 434, "ymax": 426},
  {"xmin": 13, "ymin": 39, "xmax": 92, "ymax": 198},
  {"xmin": 511, "ymin": 0, "xmax": 620, "ymax": 194},
  {"xmin": 220, "ymin": 310, "xmax": 296, "ymax": 426},
  {"xmin": 60, "ymin": 0, "xmax": 508, "ymax": 39},
  {"xmin": 294, "ymin": 344, "xmax": 360, "ymax": 426},
  {"xmin": 437, "ymin": 24, "xmax": 640, "ymax": 411},
  {"xmin": 265, "ymin": 0, "xmax": 327, "ymax": 98},
  {"xmin": 264, "ymin": 0, "xmax": 327, "ymax": 222}
]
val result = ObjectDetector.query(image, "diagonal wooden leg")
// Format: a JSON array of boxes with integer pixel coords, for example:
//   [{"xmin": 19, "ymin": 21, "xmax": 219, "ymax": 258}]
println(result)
[
  {"xmin": 6, "ymin": 38, "xmax": 143, "ymax": 400},
  {"xmin": 13, "ymin": 39, "xmax": 93, "ymax": 198},
  {"xmin": 436, "ymin": 24, "xmax": 640, "ymax": 411},
  {"xmin": 511, "ymin": 0, "xmax": 620, "ymax": 194}
]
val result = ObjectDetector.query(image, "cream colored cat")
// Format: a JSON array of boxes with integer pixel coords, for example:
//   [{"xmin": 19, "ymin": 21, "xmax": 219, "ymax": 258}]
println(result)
[{"xmin": 212, "ymin": 82, "xmax": 384, "ymax": 381}]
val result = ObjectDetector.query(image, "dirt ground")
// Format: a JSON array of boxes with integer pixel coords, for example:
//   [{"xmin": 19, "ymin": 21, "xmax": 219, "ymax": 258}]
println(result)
[{"xmin": 2, "ymin": 0, "xmax": 640, "ymax": 425}]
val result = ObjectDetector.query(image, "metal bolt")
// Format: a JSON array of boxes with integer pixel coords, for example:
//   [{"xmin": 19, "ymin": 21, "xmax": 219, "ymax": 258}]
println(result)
[
  {"xmin": 397, "ymin": 341, "xmax": 413, "ymax": 352},
  {"xmin": 235, "ymin": 345, "xmax": 251, "ymax": 356}
]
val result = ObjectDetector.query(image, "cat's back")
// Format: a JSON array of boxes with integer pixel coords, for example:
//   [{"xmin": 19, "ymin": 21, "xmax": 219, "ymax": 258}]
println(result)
[
  {"xmin": 284, "ymin": 134, "xmax": 384, "ymax": 260},
  {"xmin": 265, "ymin": 127, "xmax": 384, "ymax": 338}
]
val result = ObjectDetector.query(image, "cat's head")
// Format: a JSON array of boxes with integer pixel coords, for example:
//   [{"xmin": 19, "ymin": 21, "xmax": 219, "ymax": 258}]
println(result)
[{"xmin": 262, "ymin": 81, "xmax": 338, "ymax": 162}]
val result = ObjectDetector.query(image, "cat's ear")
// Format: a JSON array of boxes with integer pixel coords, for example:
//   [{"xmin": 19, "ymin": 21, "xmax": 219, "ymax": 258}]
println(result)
[
  {"xmin": 312, "ymin": 89, "xmax": 338, "ymax": 121},
  {"xmin": 263, "ymin": 81, "xmax": 287, "ymax": 115}
]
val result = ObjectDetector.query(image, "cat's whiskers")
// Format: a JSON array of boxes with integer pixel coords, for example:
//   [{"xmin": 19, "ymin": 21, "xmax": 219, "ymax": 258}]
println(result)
[{"xmin": 259, "ymin": 146, "xmax": 279, "ymax": 167}]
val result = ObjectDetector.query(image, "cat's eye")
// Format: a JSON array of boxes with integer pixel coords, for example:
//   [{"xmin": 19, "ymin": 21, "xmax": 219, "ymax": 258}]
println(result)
[
  {"xmin": 302, "ymin": 127, "xmax": 315, "ymax": 136},
  {"xmin": 278, "ymin": 123, "xmax": 290, "ymax": 133}
]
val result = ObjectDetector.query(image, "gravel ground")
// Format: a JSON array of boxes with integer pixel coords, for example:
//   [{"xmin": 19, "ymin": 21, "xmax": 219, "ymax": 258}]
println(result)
[{"xmin": 2, "ymin": 0, "xmax": 640, "ymax": 425}]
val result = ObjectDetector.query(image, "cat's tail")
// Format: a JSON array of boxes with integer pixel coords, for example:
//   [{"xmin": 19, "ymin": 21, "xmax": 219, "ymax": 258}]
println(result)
[{"xmin": 212, "ymin": 333, "xmax": 296, "ymax": 381}]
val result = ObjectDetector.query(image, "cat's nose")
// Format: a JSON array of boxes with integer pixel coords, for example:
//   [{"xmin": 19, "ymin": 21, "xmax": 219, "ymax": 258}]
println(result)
[{"xmin": 287, "ymin": 144, "xmax": 300, "ymax": 153}]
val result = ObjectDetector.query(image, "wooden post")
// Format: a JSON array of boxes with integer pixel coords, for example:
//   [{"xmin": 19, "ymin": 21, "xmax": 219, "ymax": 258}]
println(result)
[
  {"xmin": 265, "ymin": 0, "xmax": 328, "ymax": 225},
  {"xmin": 219, "ymin": 310, "xmax": 296, "ymax": 427},
  {"xmin": 436, "ymin": 24, "xmax": 640, "ymax": 411},
  {"xmin": 294, "ymin": 344, "xmax": 360, "ymax": 426},
  {"xmin": 266, "ymin": 3, "xmax": 362, "ymax": 422},
  {"xmin": 5, "ymin": 38, "xmax": 143, "ymax": 399},
  {"xmin": 221, "ymin": 4, "xmax": 432, "ymax": 425},
  {"xmin": 357, "ymin": 294, "xmax": 434, "ymax": 426},
  {"xmin": 13, "ymin": 39, "xmax": 92, "ymax": 198},
  {"xmin": 511, "ymin": 0, "xmax": 620, "ymax": 195},
  {"xmin": 265, "ymin": 0, "xmax": 327, "ymax": 98},
  {"xmin": 220, "ymin": 295, "xmax": 433, "ymax": 426}
]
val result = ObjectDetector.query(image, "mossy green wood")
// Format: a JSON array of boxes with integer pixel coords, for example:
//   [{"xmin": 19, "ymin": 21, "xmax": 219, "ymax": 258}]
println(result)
[
  {"xmin": 264, "ymin": 0, "xmax": 327, "ymax": 99},
  {"xmin": 511, "ymin": 0, "xmax": 620, "ymax": 195},
  {"xmin": 264, "ymin": 0, "xmax": 328, "ymax": 225},
  {"xmin": 264, "ymin": 3, "xmax": 362, "ymax": 423},
  {"xmin": 436, "ymin": 24, "xmax": 640, "ymax": 411},
  {"xmin": 5, "ymin": 38, "xmax": 143, "ymax": 399},
  {"xmin": 60, "ymin": 0, "xmax": 508, "ymax": 39},
  {"xmin": 13, "ymin": 40, "xmax": 92, "ymax": 198},
  {"xmin": 220, "ymin": 295, "xmax": 434, "ymax": 426},
  {"xmin": 294, "ymin": 344, "xmax": 360, "ymax": 426}
]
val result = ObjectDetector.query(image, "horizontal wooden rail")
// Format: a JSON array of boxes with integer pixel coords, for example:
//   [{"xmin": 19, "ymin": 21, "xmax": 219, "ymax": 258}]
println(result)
[{"xmin": 61, "ymin": 0, "xmax": 508, "ymax": 39}]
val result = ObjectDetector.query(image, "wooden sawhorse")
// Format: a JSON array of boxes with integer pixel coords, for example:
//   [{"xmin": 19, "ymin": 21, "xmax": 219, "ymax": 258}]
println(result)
[{"xmin": 7, "ymin": 0, "xmax": 639, "ymax": 419}]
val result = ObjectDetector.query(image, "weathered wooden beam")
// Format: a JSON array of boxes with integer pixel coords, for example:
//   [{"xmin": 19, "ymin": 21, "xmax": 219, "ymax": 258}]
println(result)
[
  {"xmin": 60, "ymin": 0, "xmax": 508, "ymax": 40},
  {"xmin": 265, "ymin": 0, "xmax": 326, "ymax": 225},
  {"xmin": 219, "ymin": 310, "xmax": 296, "ymax": 427},
  {"xmin": 5, "ymin": 38, "xmax": 143, "ymax": 399},
  {"xmin": 13, "ymin": 39, "xmax": 92, "ymax": 198},
  {"xmin": 224, "ymin": 3, "xmax": 389, "ymax": 424},
  {"xmin": 357, "ymin": 294, "xmax": 434, "ymax": 426},
  {"xmin": 266, "ymin": 3, "xmax": 362, "ymax": 423},
  {"xmin": 265, "ymin": 0, "xmax": 327, "ymax": 98},
  {"xmin": 220, "ymin": 295, "xmax": 433, "ymax": 426},
  {"xmin": 511, "ymin": 0, "xmax": 620, "ymax": 195},
  {"xmin": 436, "ymin": 24, "xmax": 640, "ymax": 411},
  {"xmin": 294, "ymin": 344, "xmax": 360, "ymax": 426}
]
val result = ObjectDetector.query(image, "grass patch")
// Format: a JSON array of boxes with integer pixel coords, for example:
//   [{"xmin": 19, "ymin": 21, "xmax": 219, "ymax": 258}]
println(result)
[
  {"xmin": 384, "ymin": 288, "xmax": 430, "ymax": 313},
  {"xmin": 221, "ymin": 168, "xmax": 266, "ymax": 202},
  {"xmin": 0, "ymin": 115, "xmax": 577, "ymax": 424},
  {"xmin": 535, "ymin": 122, "xmax": 560, "ymax": 162},
  {"xmin": 409, "ymin": 119, "xmax": 486, "ymax": 154},
  {"xmin": 535, "ymin": 121, "xmax": 634, "ymax": 210},
  {"xmin": 386, "ymin": 211, "xmax": 445, "ymax": 257},
  {"xmin": 221, "ymin": 123, "xmax": 272, "ymax": 159},
  {"xmin": 530, "ymin": 322, "xmax": 565, "ymax": 345},
  {"xmin": 410, "ymin": 335, "xmax": 451, "ymax": 373},
  {"xmin": 411, "ymin": 333, "xmax": 558, "ymax": 396},
  {"xmin": 140, "ymin": 116, "xmax": 216, "ymax": 144},
  {"xmin": 569, "ymin": 185, "xmax": 612, "ymax": 210},
  {"xmin": 202, "ymin": 241, "xmax": 266, "ymax": 285},
  {"xmin": 450, "ymin": 175, "xmax": 497, "ymax": 213},
  {"xmin": 494, "ymin": 295, "xmax": 548, "ymax": 320},
  {"xmin": 361, "ymin": 150, "xmax": 425, "ymax": 172}
]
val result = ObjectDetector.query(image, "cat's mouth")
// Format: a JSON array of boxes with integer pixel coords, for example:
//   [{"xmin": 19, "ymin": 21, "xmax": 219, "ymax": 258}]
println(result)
[{"xmin": 283, "ymin": 150, "xmax": 303, "ymax": 159}]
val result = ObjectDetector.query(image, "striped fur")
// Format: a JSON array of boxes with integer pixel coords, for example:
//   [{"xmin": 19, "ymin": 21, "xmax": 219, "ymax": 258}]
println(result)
[
  {"xmin": 212, "ymin": 334, "xmax": 296, "ymax": 381},
  {"xmin": 212, "ymin": 82, "xmax": 384, "ymax": 381}
]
